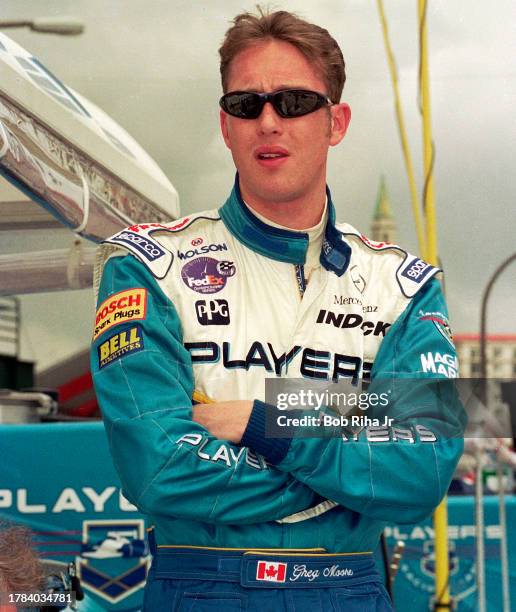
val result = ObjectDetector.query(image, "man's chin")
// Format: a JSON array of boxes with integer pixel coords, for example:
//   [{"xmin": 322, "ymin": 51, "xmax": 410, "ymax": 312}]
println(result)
[
  {"xmin": 241, "ymin": 178, "xmax": 305, "ymax": 206},
  {"xmin": 250, "ymin": 191, "xmax": 303, "ymax": 207}
]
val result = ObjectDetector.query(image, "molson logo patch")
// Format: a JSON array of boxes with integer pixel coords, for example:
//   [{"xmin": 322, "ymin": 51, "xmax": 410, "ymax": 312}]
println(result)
[
  {"xmin": 177, "ymin": 242, "xmax": 228, "ymax": 261},
  {"xmin": 93, "ymin": 288, "xmax": 147, "ymax": 340}
]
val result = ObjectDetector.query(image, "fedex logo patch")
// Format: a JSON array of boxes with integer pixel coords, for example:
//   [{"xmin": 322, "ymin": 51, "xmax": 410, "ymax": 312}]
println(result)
[{"xmin": 256, "ymin": 561, "xmax": 287, "ymax": 583}]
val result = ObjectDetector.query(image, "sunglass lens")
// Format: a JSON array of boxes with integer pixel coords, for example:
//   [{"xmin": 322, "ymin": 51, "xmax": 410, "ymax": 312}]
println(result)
[
  {"xmin": 276, "ymin": 91, "xmax": 320, "ymax": 117},
  {"xmin": 224, "ymin": 93, "xmax": 261, "ymax": 118}
]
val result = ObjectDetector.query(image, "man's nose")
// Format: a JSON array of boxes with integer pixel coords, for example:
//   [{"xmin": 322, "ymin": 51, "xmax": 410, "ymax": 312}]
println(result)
[{"xmin": 257, "ymin": 102, "xmax": 283, "ymax": 135}]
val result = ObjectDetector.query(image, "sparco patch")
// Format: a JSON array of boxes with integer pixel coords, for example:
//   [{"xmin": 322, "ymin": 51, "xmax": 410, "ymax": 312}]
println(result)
[
  {"xmin": 400, "ymin": 258, "xmax": 432, "ymax": 283},
  {"xmin": 98, "ymin": 325, "xmax": 144, "ymax": 369},
  {"xmin": 109, "ymin": 231, "xmax": 166, "ymax": 261},
  {"xmin": 93, "ymin": 288, "xmax": 147, "ymax": 340},
  {"xmin": 181, "ymin": 257, "xmax": 235, "ymax": 294}
]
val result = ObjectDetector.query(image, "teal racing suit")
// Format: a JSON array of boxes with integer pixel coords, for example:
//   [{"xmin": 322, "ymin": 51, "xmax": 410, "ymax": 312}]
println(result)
[{"xmin": 91, "ymin": 179, "xmax": 465, "ymax": 552}]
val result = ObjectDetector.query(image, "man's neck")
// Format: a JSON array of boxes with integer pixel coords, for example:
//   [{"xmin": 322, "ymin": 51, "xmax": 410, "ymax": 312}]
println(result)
[{"xmin": 240, "ymin": 184, "xmax": 327, "ymax": 230}]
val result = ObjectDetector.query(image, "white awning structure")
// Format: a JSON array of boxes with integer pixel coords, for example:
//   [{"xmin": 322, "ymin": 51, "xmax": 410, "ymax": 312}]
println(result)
[
  {"xmin": 0, "ymin": 241, "xmax": 95, "ymax": 295},
  {"xmin": 0, "ymin": 32, "xmax": 180, "ymax": 295}
]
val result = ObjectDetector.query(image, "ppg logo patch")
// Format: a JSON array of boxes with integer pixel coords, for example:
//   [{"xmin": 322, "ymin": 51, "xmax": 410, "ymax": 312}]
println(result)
[
  {"xmin": 111, "ymin": 231, "xmax": 165, "ymax": 261},
  {"xmin": 401, "ymin": 258, "xmax": 432, "ymax": 283},
  {"xmin": 195, "ymin": 299, "xmax": 230, "ymax": 325}
]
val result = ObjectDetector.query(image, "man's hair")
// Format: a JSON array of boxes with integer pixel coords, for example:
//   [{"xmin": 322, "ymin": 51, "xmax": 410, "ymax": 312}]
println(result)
[
  {"xmin": 219, "ymin": 7, "xmax": 346, "ymax": 103},
  {"xmin": 0, "ymin": 523, "xmax": 44, "ymax": 594}
]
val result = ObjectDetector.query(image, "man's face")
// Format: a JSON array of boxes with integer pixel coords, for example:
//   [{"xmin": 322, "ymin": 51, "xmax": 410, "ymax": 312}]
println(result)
[{"xmin": 220, "ymin": 39, "xmax": 350, "ymax": 208}]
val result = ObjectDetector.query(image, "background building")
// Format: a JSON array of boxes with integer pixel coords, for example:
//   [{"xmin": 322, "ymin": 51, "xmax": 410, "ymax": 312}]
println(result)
[
  {"xmin": 454, "ymin": 334, "xmax": 516, "ymax": 378},
  {"xmin": 370, "ymin": 176, "xmax": 397, "ymax": 244}
]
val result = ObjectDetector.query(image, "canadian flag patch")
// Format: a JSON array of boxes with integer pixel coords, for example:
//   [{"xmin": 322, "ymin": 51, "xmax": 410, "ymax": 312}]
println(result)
[{"xmin": 256, "ymin": 561, "xmax": 287, "ymax": 582}]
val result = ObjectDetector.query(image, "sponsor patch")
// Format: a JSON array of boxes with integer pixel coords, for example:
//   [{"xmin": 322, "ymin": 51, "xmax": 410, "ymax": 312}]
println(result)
[
  {"xmin": 420, "ymin": 351, "xmax": 458, "ymax": 378},
  {"xmin": 333, "ymin": 295, "xmax": 379, "ymax": 313},
  {"xmin": 176, "ymin": 433, "xmax": 266, "ymax": 470},
  {"xmin": 181, "ymin": 257, "xmax": 235, "ymax": 294},
  {"xmin": 93, "ymin": 288, "xmax": 147, "ymax": 340},
  {"xmin": 109, "ymin": 231, "xmax": 165, "ymax": 262},
  {"xmin": 195, "ymin": 299, "xmax": 230, "ymax": 325},
  {"xmin": 419, "ymin": 311, "xmax": 454, "ymax": 347},
  {"xmin": 316, "ymin": 310, "xmax": 390, "ymax": 337},
  {"xmin": 184, "ymin": 340, "xmax": 372, "ymax": 383},
  {"xmin": 334, "ymin": 295, "xmax": 362, "ymax": 306},
  {"xmin": 178, "ymin": 242, "xmax": 228, "ymax": 261},
  {"xmin": 256, "ymin": 561, "xmax": 287, "ymax": 583},
  {"xmin": 191, "ymin": 237, "xmax": 203, "ymax": 246},
  {"xmin": 400, "ymin": 257, "xmax": 433, "ymax": 283},
  {"xmin": 216, "ymin": 260, "xmax": 236, "ymax": 276},
  {"xmin": 396, "ymin": 255, "xmax": 440, "ymax": 297},
  {"xmin": 359, "ymin": 234, "xmax": 392, "ymax": 250},
  {"xmin": 98, "ymin": 325, "xmax": 144, "ymax": 369},
  {"xmin": 127, "ymin": 218, "xmax": 190, "ymax": 233},
  {"xmin": 349, "ymin": 265, "xmax": 366, "ymax": 294}
]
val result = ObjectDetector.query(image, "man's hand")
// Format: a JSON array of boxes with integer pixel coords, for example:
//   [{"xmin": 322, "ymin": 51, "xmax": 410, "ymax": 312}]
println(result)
[{"xmin": 192, "ymin": 400, "xmax": 253, "ymax": 443}]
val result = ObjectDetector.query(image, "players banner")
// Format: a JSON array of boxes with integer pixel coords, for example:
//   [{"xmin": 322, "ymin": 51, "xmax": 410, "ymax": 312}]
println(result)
[
  {"xmin": 0, "ymin": 422, "xmax": 149, "ymax": 611},
  {"xmin": 1, "ymin": 422, "xmax": 515, "ymax": 611},
  {"xmin": 384, "ymin": 495, "xmax": 516, "ymax": 610}
]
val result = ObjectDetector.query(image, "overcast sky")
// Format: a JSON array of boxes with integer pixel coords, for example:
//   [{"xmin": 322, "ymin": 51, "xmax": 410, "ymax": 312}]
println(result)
[{"xmin": 2, "ymin": 0, "xmax": 515, "ymax": 371}]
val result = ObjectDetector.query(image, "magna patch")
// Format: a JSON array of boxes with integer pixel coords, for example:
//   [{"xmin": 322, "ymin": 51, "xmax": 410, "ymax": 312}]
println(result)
[
  {"xmin": 93, "ymin": 288, "xmax": 147, "ymax": 340},
  {"xmin": 420, "ymin": 351, "xmax": 458, "ymax": 378},
  {"xmin": 98, "ymin": 326, "xmax": 144, "ymax": 369}
]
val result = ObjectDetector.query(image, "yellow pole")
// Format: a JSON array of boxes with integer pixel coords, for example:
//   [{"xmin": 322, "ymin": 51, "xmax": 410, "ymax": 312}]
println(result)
[
  {"xmin": 433, "ymin": 498, "xmax": 451, "ymax": 609},
  {"xmin": 418, "ymin": 0, "xmax": 437, "ymax": 265},
  {"xmin": 418, "ymin": 1, "xmax": 451, "ymax": 609},
  {"xmin": 376, "ymin": 0, "xmax": 427, "ymax": 258}
]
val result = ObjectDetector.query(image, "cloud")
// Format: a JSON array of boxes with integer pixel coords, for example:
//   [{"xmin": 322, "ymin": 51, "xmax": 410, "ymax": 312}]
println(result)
[{"xmin": 2, "ymin": 0, "xmax": 515, "ymax": 367}]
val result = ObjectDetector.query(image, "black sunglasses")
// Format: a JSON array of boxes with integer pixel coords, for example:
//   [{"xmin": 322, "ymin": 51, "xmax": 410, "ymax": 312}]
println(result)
[{"xmin": 219, "ymin": 89, "xmax": 332, "ymax": 119}]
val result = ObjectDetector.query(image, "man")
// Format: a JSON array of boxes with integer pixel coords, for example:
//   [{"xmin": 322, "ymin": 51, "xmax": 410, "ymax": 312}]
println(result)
[{"xmin": 91, "ymin": 8, "xmax": 464, "ymax": 611}]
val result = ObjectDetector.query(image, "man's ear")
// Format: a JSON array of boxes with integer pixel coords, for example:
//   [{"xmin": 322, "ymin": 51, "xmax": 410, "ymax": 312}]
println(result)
[
  {"xmin": 220, "ymin": 110, "xmax": 232, "ymax": 149},
  {"xmin": 329, "ymin": 103, "xmax": 351, "ymax": 147}
]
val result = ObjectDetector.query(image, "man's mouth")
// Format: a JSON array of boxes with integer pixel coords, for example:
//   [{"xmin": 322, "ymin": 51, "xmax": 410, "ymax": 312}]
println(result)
[
  {"xmin": 255, "ymin": 147, "xmax": 289, "ymax": 164},
  {"xmin": 258, "ymin": 152, "xmax": 285, "ymax": 159}
]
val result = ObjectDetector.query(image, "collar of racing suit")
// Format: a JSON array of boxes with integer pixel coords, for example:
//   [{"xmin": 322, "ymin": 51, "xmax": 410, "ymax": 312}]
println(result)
[{"xmin": 219, "ymin": 174, "xmax": 352, "ymax": 277}]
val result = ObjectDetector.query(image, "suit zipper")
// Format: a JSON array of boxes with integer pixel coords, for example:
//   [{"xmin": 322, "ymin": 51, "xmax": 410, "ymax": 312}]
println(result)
[{"xmin": 294, "ymin": 264, "xmax": 306, "ymax": 298}]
